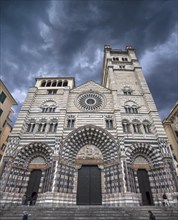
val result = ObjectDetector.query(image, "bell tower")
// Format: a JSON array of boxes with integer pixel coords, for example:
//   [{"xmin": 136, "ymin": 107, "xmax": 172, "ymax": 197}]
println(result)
[{"xmin": 101, "ymin": 45, "xmax": 166, "ymax": 138}]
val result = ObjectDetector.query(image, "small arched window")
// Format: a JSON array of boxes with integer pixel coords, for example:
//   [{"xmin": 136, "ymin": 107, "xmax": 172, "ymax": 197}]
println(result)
[
  {"xmin": 26, "ymin": 119, "xmax": 36, "ymax": 133},
  {"xmin": 63, "ymin": 80, "xmax": 68, "ymax": 87},
  {"xmin": 27, "ymin": 123, "xmax": 35, "ymax": 133},
  {"xmin": 57, "ymin": 80, "xmax": 62, "ymax": 87},
  {"xmin": 132, "ymin": 105, "xmax": 138, "ymax": 114},
  {"xmin": 48, "ymin": 121, "xmax": 58, "ymax": 133},
  {"xmin": 132, "ymin": 119, "xmax": 141, "ymax": 133},
  {"xmin": 41, "ymin": 80, "xmax": 46, "ymax": 87},
  {"xmin": 105, "ymin": 115, "xmax": 114, "ymax": 129},
  {"xmin": 52, "ymin": 81, "xmax": 57, "ymax": 87},
  {"xmin": 143, "ymin": 120, "xmax": 151, "ymax": 134},
  {"xmin": 122, "ymin": 119, "xmax": 130, "ymax": 133},
  {"xmin": 38, "ymin": 122, "xmax": 47, "ymax": 133},
  {"xmin": 122, "ymin": 57, "xmax": 128, "ymax": 62},
  {"xmin": 125, "ymin": 106, "xmax": 131, "ymax": 113},
  {"xmin": 46, "ymin": 80, "xmax": 52, "ymax": 87}
]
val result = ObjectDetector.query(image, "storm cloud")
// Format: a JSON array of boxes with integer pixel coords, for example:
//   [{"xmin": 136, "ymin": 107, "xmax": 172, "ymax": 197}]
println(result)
[{"xmin": 1, "ymin": 0, "xmax": 178, "ymax": 122}]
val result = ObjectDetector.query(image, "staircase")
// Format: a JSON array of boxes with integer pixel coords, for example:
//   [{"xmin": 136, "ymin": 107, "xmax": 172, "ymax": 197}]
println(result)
[{"xmin": 0, "ymin": 205, "xmax": 178, "ymax": 220}]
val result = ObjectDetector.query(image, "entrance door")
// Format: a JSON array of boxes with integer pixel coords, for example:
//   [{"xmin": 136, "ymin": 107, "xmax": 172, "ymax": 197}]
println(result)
[
  {"xmin": 26, "ymin": 169, "xmax": 42, "ymax": 199},
  {"xmin": 137, "ymin": 169, "xmax": 153, "ymax": 205},
  {"xmin": 77, "ymin": 165, "xmax": 102, "ymax": 205}
]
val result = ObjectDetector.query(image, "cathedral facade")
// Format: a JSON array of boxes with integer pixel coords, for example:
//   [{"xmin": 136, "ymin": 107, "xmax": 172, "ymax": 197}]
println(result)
[{"xmin": 0, "ymin": 45, "xmax": 177, "ymax": 206}]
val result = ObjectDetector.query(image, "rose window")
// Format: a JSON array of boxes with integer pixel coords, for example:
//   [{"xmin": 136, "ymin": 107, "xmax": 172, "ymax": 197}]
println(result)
[{"xmin": 76, "ymin": 92, "xmax": 104, "ymax": 111}]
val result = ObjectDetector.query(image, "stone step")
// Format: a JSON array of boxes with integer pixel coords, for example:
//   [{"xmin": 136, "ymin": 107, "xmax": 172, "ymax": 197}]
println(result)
[{"xmin": 0, "ymin": 206, "xmax": 178, "ymax": 220}]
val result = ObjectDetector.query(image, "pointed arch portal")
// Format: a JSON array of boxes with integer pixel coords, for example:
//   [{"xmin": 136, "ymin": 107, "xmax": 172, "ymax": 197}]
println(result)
[{"xmin": 62, "ymin": 125, "xmax": 118, "ymax": 205}]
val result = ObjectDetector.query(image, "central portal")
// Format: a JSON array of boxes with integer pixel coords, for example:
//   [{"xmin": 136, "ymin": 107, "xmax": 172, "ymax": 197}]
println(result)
[{"xmin": 77, "ymin": 165, "xmax": 102, "ymax": 205}]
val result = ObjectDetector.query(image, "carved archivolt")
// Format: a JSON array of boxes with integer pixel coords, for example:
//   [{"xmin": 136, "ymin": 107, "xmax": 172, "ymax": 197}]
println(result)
[
  {"xmin": 14, "ymin": 142, "xmax": 53, "ymax": 168},
  {"xmin": 125, "ymin": 143, "xmax": 163, "ymax": 167},
  {"xmin": 62, "ymin": 125, "xmax": 118, "ymax": 164}
]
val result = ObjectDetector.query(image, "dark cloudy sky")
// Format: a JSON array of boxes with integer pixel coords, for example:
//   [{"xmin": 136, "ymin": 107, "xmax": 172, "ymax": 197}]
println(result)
[{"xmin": 1, "ymin": 0, "xmax": 178, "ymax": 123}]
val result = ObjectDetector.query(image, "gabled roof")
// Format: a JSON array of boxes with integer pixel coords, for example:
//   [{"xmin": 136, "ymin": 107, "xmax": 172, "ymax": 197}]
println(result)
[{"xmin": 71, "ymin": 80, "xmax": 111, "ymax": 93}]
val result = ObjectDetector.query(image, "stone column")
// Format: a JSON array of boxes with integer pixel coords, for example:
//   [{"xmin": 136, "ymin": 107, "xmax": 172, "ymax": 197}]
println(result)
[{"xmin": 51, "ymin": 160, "xmax": 59, "ymax": 192}]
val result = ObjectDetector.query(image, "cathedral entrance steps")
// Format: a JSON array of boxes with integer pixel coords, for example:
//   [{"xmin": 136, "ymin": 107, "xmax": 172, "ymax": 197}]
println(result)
[{"xmin": 0, "ymin": 206, "xmax": 178, "ymax": 220}]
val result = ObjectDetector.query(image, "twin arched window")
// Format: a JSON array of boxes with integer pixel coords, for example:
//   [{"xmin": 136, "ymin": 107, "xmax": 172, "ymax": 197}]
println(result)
[
  {"xmin": 143, "ymin": 120, "xmax": 151, "ymax": 133},
  {"xmin": 112, "ymin": 57, "xmax": 128, "ymax": 62},
  {"xmin": 122, "ymin": 119, "xmax": 130, "ymax": 133},
  {"xmin": 38, "ymin": 121, "xmax": 47, "ymax": 132},
  {"xmin": 132, "ymin": 119, "xmax": 141, "ymax": 133},
  {"xmin": 26, "ymin": 120, "xmax": 36, "ymax": 132},
  {"xmin": 67, "ymin": 116, "xmax": 75, "ymax": 128},
  {"xmin": 105, "ymin": 116, "xmax": 114, "ymax": 129},
  {"xmin": 49, "ymin": 121, "xmax": 58, "ymax": 132}
]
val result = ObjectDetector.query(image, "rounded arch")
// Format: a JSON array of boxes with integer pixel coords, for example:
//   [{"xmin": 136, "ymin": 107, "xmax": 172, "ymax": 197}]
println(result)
[
  {"xmin": 63, "ymin": 80, "xmax": 68, "ymax": 86},
  {"xmin": 62, "ymin": 125, "xmax": 118, "ymax": 164},
  {"xmin": 52, "ymin": 80, "xmax": 57, "ymax": 87},
  {"xmin": 41, "ymin": 80, "xmax": 46, "ymax": 87},
  {"xmin": 142, "ymin": 119, "xmax": 151, "ymax": 124},
  {"xmin": 57, "ymin": 80, "xmax": 62, "ymax": 86},
  {"xmin": 41, "ymin": 99, "xmax": 57, "ymax": 107},
  {"xmin": 46, "ymin": 80, "xmax": 52, "ymax": 87},
  {"xmin": 122, "ymin": 119, "xmax": 130, "ymax": 124},
  {"xmin": 132, "ymin": 119, "xmax": 141, "ymax": 124},
  {"xmin": 124, "ymin": 100, "xmax": 138, "ymax": 107},
  {"xmin": 14, "ymin": 142, "xmax": 53, "ymax": 168},
  {"xmin": 125, "ymin": 143, "xmax": 163, "ymax": 167}
]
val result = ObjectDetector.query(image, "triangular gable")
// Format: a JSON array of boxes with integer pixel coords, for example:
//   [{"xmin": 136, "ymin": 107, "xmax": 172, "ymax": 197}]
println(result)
[{"xmin": 72, "ymin": 80, "xmax": 111, "ymax": 93}]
